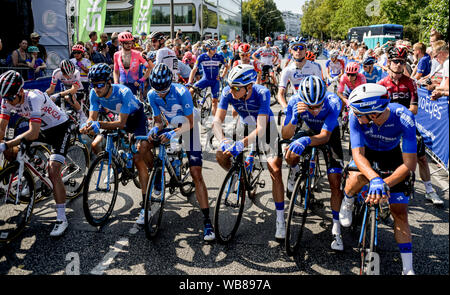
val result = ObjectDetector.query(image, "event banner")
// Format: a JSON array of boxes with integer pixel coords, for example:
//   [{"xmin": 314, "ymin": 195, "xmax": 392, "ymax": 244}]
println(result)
[
  {"xmin": 78, "ymin": 0, "xmax": 107, "ymax": 42},
  {"xmin": 415, "ymin": 87, "xmax": 449, "ymax": 169},
  {"xmin": 132, "ymin": 0, "xmax": 154, "ymax": 35}
]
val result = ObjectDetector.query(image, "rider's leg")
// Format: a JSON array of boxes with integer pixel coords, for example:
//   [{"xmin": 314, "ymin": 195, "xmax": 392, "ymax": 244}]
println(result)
[
  {"xmin": 135, "ymin": 140, "xmax": 151, "ymax": 200},
  {"xmin": 389, "ymin": 201, "xmax": 414, "ymax": 274}
]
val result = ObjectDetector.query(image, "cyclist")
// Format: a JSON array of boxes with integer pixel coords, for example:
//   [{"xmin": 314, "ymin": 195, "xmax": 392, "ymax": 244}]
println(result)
[
  {"xmin": 150, "ymin": 31, "xmax": 178, "ymax": 79},
  {"xmin": 277, "ymin": 37, "xmax": 323, "ymax": 110},
  {"xmin": 187, "ymin": 39, "xmax": 229, "ymax": 117},
  {"xmin": 252, "ymin": 37, "xmax": 279, "ymax": 87},
  {"xmin": 70, "ymin": 44, "xmax": 92, "ymax": 91},
  {"xmin": 305, "ymin": 51, "xmax": 316, "ymax": 62},
  {"xmin": 325, "ymin": 50, "xmax": 345, "ymax": 87},
  {"xmin": 360, "ymin": 56, "xmax": 383, "ymax": 83},
  {"xmin": 218, "ymin": 43, "xmax": 233, "ymax": 68},
  {"xmin": 113, "ymin": 32, "xmax": 150, "ymax": 95},
  {"xmin": 79, "ymin": 63, "xmax": 152, "ymax": 223},
  {"xmin": 281, "ymin": 75, "xmax": 345, "ymax": 250},
  {"xmin": 378, "ymin": 46, "xmax": 443, "ymax": 205},
  {"xmin": 0, "ymin": 70, "xmax": 72, "ymax": 237},
  {"xmin": 212, "ymin": 64, "xmax": 286, "ymax": 240},
  {"xmin": 233, "ymin": 43, "xmax": 262, "ymax": 84},
  {"xmin": 340, "ymin": 83, "xmax": 417, "ymax": 275},
  {"xmin": 337, "ymin": 61, "xmax": 367, "ymax": 107},
  {"xmin": 146, "ymin": 63, "xmax": 215, "ymax": 241}
]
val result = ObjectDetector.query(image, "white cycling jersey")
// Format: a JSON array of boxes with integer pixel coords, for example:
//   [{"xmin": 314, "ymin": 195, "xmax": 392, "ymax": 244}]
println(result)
[
  {"xmin": 279, "ymin": 60, "xmax": 323, "ymax": 92},
  {"xmin": 50, "ymin": 68, "xmax": 83, "ymax": 90},
  {"xmin": 1, "ymin": 89, "xmax": 68, "ymax": 130},
  {"xmin": 70, "ymin": 58, "xmax": 92, "ymax": 82},
  {"xmin": 254, "ymin": 46, "xmax": 278, "ymax": 66},
  {"xmin": 155, "ymin": 47, "xmax": 179, "ymax": 76}
]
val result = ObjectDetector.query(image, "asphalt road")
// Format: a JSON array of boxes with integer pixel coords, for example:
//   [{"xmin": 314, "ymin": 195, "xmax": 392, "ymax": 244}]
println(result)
[{"xmin": 0, "ymin": 56, "xmax": 448, "ymax": 278}]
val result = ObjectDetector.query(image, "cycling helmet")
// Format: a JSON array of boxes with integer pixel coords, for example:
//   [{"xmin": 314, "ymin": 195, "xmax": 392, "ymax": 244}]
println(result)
[
  {"xmin": 72, "ymin": 44, "xmax": 85, "ymax": 53},
  {"xmin": 238, "ymin": 43, "xmax": 251, "ymax": 54},
  {"xmin": 348, "ymin": 84, "xmax": 390, "ymax": 114},
  {"xmin": 305, "ymin": 51, "xmax": 316, "ymax": 61},
  {"xmin": 118, "ymin": 32, "xmax": 134, "ymax": 43},
  {"xmin": 204, "ymin": 39, "xmax": 217, "ymax": 49},
  {"xmin": 60, "ymin": 59, "xmax": 75, "ymax": 76},
  {"xmin": 298, "ymin": 75, "xmax": 327, "ymax": 106},
  {"xmin": 149, "ymin": 63, "xmax": 173, "ymax": 91},
  {"xmin": 265, "ymin": 37, "xmax": 272, "ymax": 43},
  {"xmin": 289, "ymin": 36, "xmax": 307, "ymax": 48},
  {"xmin": 221, "ymin": 44, "xmax": 228, "ymax": 50},
  {"xmin": 88, "ymin": 63, "xmax": 112, "ymax": 82},
  {"xmin": 388, "ymin": 46, "xmax": 407, "ymax": 60},
  {"xmin": 330, "ymin": 50, "xmax": 339, "ymax": 58},
  {"xmin": 0, "ymin": 70, "xmax": 24, "ymax": 100},
  {"xmin": 182, "ymin": 51, "xmax": 196, "ymax": 64},
  {"xmin": 146, "ymin": 51, "xmax": 157, "ymax": 62},
  {"xmin": 362, "ymin": 56, "xmax": 376, "ymax": 65},
  {"xmin": 28, "ymin": 46, "xmax": 39, "ymax": 53},
  {"xmin": 345, "ymin": 61, "xmax": 360, "ymax": 74},
  {"xmin": 149, "ymin": 31, "xmax": 165, "ymax": 40},
  {"xmin": 227, "ymin": 64, "xmax": 257, "ymax": 87}
]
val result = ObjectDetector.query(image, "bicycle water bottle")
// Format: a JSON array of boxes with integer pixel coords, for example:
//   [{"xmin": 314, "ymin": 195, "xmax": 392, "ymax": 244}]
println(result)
[
  {"xmin": 126, "ymin": 152, "xmax": 133, "ymax": 169},
  {"xmin": 172, "ymin": 158, "xmax": 181, "ymax": 177}
]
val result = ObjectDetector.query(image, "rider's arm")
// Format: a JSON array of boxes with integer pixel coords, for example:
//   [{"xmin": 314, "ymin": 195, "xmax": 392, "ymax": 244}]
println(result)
[
  {"xmin": 188, "ymin": 65, "xmax": 198, "ymax": 84},
  {"xmin": 113, "ymin": 52, "xmax": 120, "ymax": 84},
  {"xmin": 251, "ymin": 49, "xmax": 260, "ymax": 61},
  {"xmin": 352, "ymin": 146, "xmax": 380, "ymax": 181},
  {"xmin": 241, "ymin": 114, "xmax": 269, "ymax": 147},
  {"xmin": 281, "ymin": 100, "xmax": 296, "ymax": 139},
  {"xmin": 0, "ymin": 118, "xmax": 9, "ymax": 141},
  {"xmin": 383, "ymin": 152, "xmax": 417, "ymax": 188},
  {"xmin": 99, "ymin": 112, "xmax": 129, "ymax": 130},
  {"xmin": 276, "ymin": 69, "xmax": 289, "ymax": 109},
  {"xmin": 212, "ymin": 108, "xmax": 227, "ymax": 142},
  {"xmin": 46, "ymin": 83, "xmax": 56, "ymax": 95},
  {"xmin": 5, "ymin": 121, "xmax": 41, "ymax": 148}
]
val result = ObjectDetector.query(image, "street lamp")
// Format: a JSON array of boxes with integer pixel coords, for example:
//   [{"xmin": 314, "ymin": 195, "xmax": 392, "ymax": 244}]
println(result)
[{"xmin": 258, "ymin": 10, "xmax": 277, "ymax": 42}]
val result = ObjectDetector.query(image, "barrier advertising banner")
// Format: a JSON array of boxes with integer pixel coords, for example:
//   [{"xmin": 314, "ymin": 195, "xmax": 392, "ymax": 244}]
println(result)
[
  {"xmin": 132, "ymin": 0, "xmax": 154, "ymax": 35},
  {"xmin": 415, "ymin": 87, "xmax": 449, "ymax": 169},
  {"xmin": 78, "ymin": 0, "xmax": 107, "ymax": 42}
]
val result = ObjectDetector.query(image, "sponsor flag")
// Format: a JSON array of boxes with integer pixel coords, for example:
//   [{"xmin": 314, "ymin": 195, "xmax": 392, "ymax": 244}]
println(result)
[
  {"xmin": 78, "ymin": 0, "xmax": 107, "ymax": 42},
  {"xmin": 132, "ymin": 0, "xmax": 154, "ymax": 35}
]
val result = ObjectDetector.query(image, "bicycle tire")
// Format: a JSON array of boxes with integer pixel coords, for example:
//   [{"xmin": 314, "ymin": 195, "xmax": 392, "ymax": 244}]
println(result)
[
  {"xmin": 270, "ymin": 84, "xmax": 278, "ymax": 106},
  {"xmin": 28, "ymin": 144, "xmax": 52, "ymax": 202},
  {"xmin": 144, "ymin": 165, "xmax": 165, "ymax": 239},
  {"xmin": 179, "ymin": 153, "xmax": 195, "ymax": 197},
  {"xmin": 285, "ymin": 163, "xmax": 312, "ymax": 256},
  {"xmin": 200, "ymin": 93, "xmax": 212, "ymax": 127},
  {"xmin": 213, "ymin": 165, "xmax": 246, "ymax": 244},
  {"xmin": 359, "ymin": 205, "xmax": 378, "ymax": 275},
  {"xmin": 0, "ymin": 164, "xmax": 36, "ymax": 243},
  {"xmin": 64, "ymin": 139, "xmax": 90, "ymax": 199},
  {"xmin": 82, "ymin": 153, "xmax": 119, "ymax": 227}
]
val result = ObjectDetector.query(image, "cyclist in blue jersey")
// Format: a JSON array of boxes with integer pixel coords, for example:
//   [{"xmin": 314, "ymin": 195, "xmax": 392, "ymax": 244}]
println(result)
[
  {"xmin": 79, "ymin": 63, "xmax": 152, "ymax": 223},
  {"xmin": 281, "ymin": 75, "xmax": 345, "ymax": 251},
  {"xmin": 146, "ymin": 64, "xmax": 215, "ymax": 241},
  {"xmin": 340, "ymin": 84, "xmax": 417, "ymax": 275},
  {"xmin": 218, "ymin": 43, "xmax": 233, "ymax": 68},
  {"xmin": 360, "ymin": 56, "xmax": 383, "ymax": 83},
  {"xmin": 212, "ymin": 64, "xmax": 286, "ymax": 240},
  {"xmin": 187, "ymin": 40, "xmax": 229, "ymax": 116}
]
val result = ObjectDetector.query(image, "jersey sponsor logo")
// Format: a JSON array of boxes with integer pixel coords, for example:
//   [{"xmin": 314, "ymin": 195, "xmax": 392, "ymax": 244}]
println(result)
[
  {"xmin": 400, "ymin": 113, "xmax": 415, "ymax": 128},
  {"xmin": 42, "ymin": 106, "xmax": 62, "ymax": 120},
  {"xmin": 175, "ymin": 85, "xmax": 186, "ymax": 96},
  {"xmin": 159, "ymin": 103, "xmax": 183, "ymax": 118}
]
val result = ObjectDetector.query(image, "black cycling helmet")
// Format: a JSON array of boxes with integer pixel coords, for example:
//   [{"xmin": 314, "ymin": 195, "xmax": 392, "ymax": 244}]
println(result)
[
  {"xmin": 388, "ymin": 46, "xmax": 408, "ymax": 60},
  {"xmin": 88, "ymin": 63, "xmax": 112, "ymax": 82},
  {"xmin": 0, "ymin": 70, "xmax": 24, "ymax": 100},
  {"xmin": 363, "ymin": 56, "xmax": 376, "ymax": 65},
  {"xmin": 149, "ymin": 31, "xmax": 165, "ymax": 40},
  {"xmin": 150, "ymin": 63, "xmax": 173, "ymax": 91}
]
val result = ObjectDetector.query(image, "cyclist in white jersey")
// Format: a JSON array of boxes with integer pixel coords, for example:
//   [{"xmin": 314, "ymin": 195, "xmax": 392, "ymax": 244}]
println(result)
[
  {"xmin": 252, "ymin": 37, "xmax": 279, "ymax": 86},
  {"xmin": 277, "ymin": 37, "xmax": 323, "ymax": 109},
  {"xmin": 150, "ymin": 31, "xmax": 179, "ymax": 79},
  {"xmin": 0, "ymin": 70, "xmax": 72, "ymax": 237}
]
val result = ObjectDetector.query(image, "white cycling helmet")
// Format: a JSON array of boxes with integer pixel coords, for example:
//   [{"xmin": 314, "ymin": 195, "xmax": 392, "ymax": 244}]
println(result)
[
  {"xmin": 204, "ymin": 39, "xmax": 217, "ymax": 49},
  {"xmin": 227, "ymin": 64, "xmax": 257, "ymax": 87},
  {"xmin": 348, "ymin": 84, "xmax": 390, "ymax": 114},
  {"xmin": 298, "ymin": 75, "xmax": 327, "ymax": 105},
  {"xmin": 60, "ymin": 59, "xmax": 75, "ymax": 76},
  {"xmin": 330, "ymin": 50, "xmax": 339, "ymax": 58}
]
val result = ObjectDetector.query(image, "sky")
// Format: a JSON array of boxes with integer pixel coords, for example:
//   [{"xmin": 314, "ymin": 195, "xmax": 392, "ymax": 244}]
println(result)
[{"xmin": 273, "ymin": 0, "xmax": 306, "ymax": 15}]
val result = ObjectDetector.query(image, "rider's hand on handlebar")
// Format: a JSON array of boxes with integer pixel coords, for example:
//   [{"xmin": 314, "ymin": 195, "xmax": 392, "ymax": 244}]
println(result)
[
  {"xmin": 159, "ymin": 130, "xmax": 176, "ymax": 143},
  {"xmin": 367, "ymin": 177, "xmax": 390, "ymax": 205},
  {"xmin": 226, "ymin": 141, "xmax": 244, "ymax": 158},
  {"xmin": 147, "ymin": 126, "xmax": 159, "ymax": 141}
]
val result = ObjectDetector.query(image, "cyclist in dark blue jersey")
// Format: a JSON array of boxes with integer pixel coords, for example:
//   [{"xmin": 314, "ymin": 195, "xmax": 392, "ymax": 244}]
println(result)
[
  {"xmin": 281, "ymin": 75, "xmax": 345, "ymax": 251},
  {"xmin": 340, "ymin": 83, "xmax": 417, "ymax": 275},
  {"xmin": 360, "ymin": 56, "xmax": 383, "ymax": 83}
]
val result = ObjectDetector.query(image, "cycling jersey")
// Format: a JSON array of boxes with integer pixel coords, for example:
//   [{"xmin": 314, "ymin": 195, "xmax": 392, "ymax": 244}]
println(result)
[
  {"xmin": 284, "ymin": 91, "xmax": 342, "ymax": 133},
  {"xmin": 1, "ymin": 89, "xmax": 69, "ymax": 130},
  {"xmin": 416, "ymin": 53, "xmax": 432, "ymax": 77},
  {"xmin": 113, "ymin": 49, "xmax": 149, "ymax": 84},
  {"xmin": 325, "ymin": 59, "xmax": 345, "ymax": 77},
  {"xmin": 70, "ymin": 58, "xmax": 92, "ymax": 82},
  {"xmin": 233, "ymin": 59, "xmax": 262, "ymax": 73},
  {"xmin": 378, "ymin": 75, "xmax": 418, "ymax": 108},
  {"xmin": 155, "ymin": 47, "xmax": 178, "ymax": 76},
  {"xmin": 360, "ymin": 66, "xmax": 383, "ymax": 83},
  {"xmin": 195, "ymin": 53, "xmax": 226, "ymax": 80},
  {"xmin": 253, "ymin": 46, "xmax": 278, "ymax": 66},
  {"xmin": 89, "ymin": 84, "xmax": 142, "ymax": 115},
  {"xmin": 218, "ymin": 50, "xmax": 233, "ymax": 64},
  {"xmin": 349, "ymin": 103, "xmax": 417, "ymax": 153},
  {"xmin": 279, "ymin": 61, "xmax": 323, "ymax": 92},
  {"xmin": 50, "ymin": 68, "xmax": 83, "ymax": 90},
  {"xmin": 338, "ymin": 73, "xmax": 367, "ymax": 97}
]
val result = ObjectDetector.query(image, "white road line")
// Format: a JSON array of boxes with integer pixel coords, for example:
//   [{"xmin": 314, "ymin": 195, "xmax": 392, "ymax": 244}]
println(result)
[{"xmin": 90, "ymin": 237, "xmax": 129, "ymax": 275}]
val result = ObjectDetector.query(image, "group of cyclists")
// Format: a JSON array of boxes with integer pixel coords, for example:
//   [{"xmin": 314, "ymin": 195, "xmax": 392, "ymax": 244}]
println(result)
[{"xmin": 0, "ymin": 31, "xmax": 444, "ymax": 275}]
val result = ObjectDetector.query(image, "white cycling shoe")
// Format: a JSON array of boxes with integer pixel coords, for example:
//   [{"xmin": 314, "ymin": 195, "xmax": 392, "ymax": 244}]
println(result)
[
  {"xmin": 275, "ymin": 220, "xmax": 286, "ymax": 240},
  {"xmin": 136, "ymin": 209, "xmax": 151, "ymax": 225},
  {"xmin": 425, "ymin": 191, "xmax": 444, "ymax": 206},
  {"xmin": 339, "ymin": 196, "xmax": 355, "ymax": 227},
  {"xmin": 331, "ymin": 234, "xmax": 344, "ymax": 251},
  {"xmin": 50, "ymin": 220, "xmax": 68, "ymax": 237}
]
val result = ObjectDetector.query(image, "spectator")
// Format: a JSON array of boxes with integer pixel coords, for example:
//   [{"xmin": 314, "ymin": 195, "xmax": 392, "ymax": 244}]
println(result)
[
  {"xmin": 25, "ymin": 46, "xmax": 46, "ymax": 80},
  {"xmin": 91, "ymin": 43, "xmax": 112, "ymax": 65},
  {"xmin": 231, "ymin": 35, "xmax": 242, "ymax": 54},
  {"xmin": 429, "ymin": 29, "xmax": 444, "ymax": 74},
  {"xmin": 85, "ymin": 31, "xmax": 98, "ymax": 54},
  {"xmin": 108, "ymin": 36, "xmax": 120, "ymax": 58},
  {"xmin": 12, "ymin": 39, "xmax": 29, "ymax": 67},
  {"xmin": 70, "ymin": 44, "xmax": 92, "ymax": 90},
  {"xmin": 176, "ymin": 29, "xmax": 183, "ymax": 40},
  {"xmin": 139, "ymin": 32, "xmax": 148, "ymax": 47},
  {"xmin": 412, "ymin": 42, "xmax": 432, "ymax": 80},
  {"xmin": 99, "ymin": 32, "xmax": 108, "ymax": 46},
  {"xmin": 30, "ymin": 32, "xmax": 47, "ymax": 62},
  {"xmin": 422, "ymin": 41, "xmax": 449, "ymax": 92}
]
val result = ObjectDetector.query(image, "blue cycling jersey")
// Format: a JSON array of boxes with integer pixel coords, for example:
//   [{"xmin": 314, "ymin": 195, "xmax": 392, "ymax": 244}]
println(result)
[
  {"xmin": 218, "ymin": 84, "xmax": 274, "ymax": 124},
  {"xmin": 89, "ymin": 84, "xmax": 142, "ymax": 114},
  {"xmin": 195, "ymin": 53, "xmax": 226, "ymax": 80},
  {"xmin": 349, "ymin": 103, "xmax": 417, "ymax": 153},
  {"xmin": 360, "ymin": 65, "xmax": 383, "ymax": 83},
  {"xmin": 218, "ymin": 50, "xmax": 233, "ymax": 63},
  {"xmin": 284, "ymin": 91, "xmax": 342, "ymax": 133},
  {"xmin": 147, "ymin": 83, "xmax": 194, "ymax": 125}
]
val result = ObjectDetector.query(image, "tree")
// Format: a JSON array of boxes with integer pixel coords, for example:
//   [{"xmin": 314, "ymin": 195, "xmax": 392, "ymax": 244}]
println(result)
[
  {"xmin": 420, "ymin": 0, "xmax": 449, "ymax": 44},
  {"xmin": 242, "ymin": 0, "xmax": 285, "ymax": 41}
]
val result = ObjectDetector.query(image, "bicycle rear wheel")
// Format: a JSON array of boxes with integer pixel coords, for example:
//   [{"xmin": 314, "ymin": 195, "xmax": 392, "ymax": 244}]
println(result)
[
  {"xmin": 144, "ymin": 165, "xmax": 165, "ymax": 239},
  {"xmin": 179, "ymin": 153, "xmax": 195, "ymax": 197},
  {"xmin": 200, "ymin": 93, "xmax": 212, "ymax": 127},
  {"xmin": 359, "ymin": 206, "xmax": 378, "ymax": 275},
  {"xmin": 82, "ymin": 153, "xmax": 119, "ymax": 227},
  {"xmin": 213, "ymin": 166, "xmax": 246, "ymax": 244},
  {"xmin": 0, "ymin": 164, "xmax": 35, "ymax": 243},
  {"xmin": 64, "ymin": 139, "xmax": 90, "ymax": 199}
]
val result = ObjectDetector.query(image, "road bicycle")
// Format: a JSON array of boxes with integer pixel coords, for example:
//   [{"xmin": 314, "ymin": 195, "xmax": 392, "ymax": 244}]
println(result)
[
  {"xmin": 213, "ymin": 143, "xmax": 266, "ymax": 244},
  {"xmin": 190, "ymin": 85, "xmax": 213, "ymax": 128}
]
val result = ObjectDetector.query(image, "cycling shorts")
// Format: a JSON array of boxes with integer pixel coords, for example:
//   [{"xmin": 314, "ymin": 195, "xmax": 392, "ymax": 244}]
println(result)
[
  {"xmin": 37, "ymin": 120, "xmax": 72, "ymax": 164},
  {"xmin": 124, "ymin": 106, "xmax": 148, "ymax": 136},
  {"xmin": 157, "ymin": 127, "xmax": 203, "ymax": 167},
  {"xmin": 122, "ymin": 82, "xmax": 139, "ymax": 96},
  {"xmin": 262, "ymin": 65, "xmax": 274, "ymax": 74},
  {"xmin": 416, "ymin": 130, "xmax": 426, "ymax": 158},
  {"xmin": 194, "ymin": 78, "xmax": 220, "ymax": 99}
]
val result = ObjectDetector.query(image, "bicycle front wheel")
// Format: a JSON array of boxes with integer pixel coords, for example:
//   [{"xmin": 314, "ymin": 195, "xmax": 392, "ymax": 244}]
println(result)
[
  {"xmin": 0, "ymin": 164, "xmax": 35, "ymax": 243},
  {"xmin": 82, "ymin": 154, "xmax": 119, "ymax": 227},
  {"xmin": 359, "ymin": 206, "xmax": 378, "ymax": 275},
  {"xmin": 144, "ymin": 165, "xmax": 165, "ymax": 239},
  {"xmin": 63, "ymin": 139, "xmax": 90, "ymax": 199},
  {"xmin": 213, "ymin": 166, "xmax": 246, "ymax": 244}
]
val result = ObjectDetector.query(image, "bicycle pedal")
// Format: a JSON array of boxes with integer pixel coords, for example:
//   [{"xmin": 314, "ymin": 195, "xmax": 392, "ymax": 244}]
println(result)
[{"xmin": 257, "ymin": 180, "xmax": 265, "ymax": 188}]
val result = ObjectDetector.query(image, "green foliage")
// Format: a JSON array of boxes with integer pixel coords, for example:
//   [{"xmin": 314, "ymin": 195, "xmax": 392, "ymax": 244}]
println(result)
[{"xmin": 242, "ymin": 0, "xmax": 285, "ymax": 40}]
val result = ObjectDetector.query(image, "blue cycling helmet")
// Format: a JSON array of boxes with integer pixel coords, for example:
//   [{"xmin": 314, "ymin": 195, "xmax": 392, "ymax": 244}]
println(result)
[
  {"xmin": 298, "ymin": 75, "xmax": 327, "ymax": 105},
  {"xmin": 88, "ymin": 63, "xmax": 112, "ymax": 82},
  {"xmin": 363, "ymin": 56, "xmax": 376, "ymax": 65},
  {"xmin": 146, "ymin": 51, "xmax": 156, "ymax": 62},
  {"xmin": 348, "ymin": 84, "xmax": 390, "ymax": 114},
  {"xmin": 227, "ymin": 64, "xmax": 257, "ymax": 87},
  {"xmin": 289, "ymin": 36, "xmax": 307, "ymax": 48},
  {"xmin": 150, "ymin": 63, "xmax": 173, "ymax": 91}
]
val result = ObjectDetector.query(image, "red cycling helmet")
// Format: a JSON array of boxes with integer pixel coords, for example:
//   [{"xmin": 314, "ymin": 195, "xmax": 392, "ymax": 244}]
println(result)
[
  {"xmin": 388, "ymin": 46, "xmax": 408, "ymax": 60},
  {"xmin": 345, "ymin": 61, "xmax": 360, "ymax": 74},
  {"xmin": 118, "ymin": 32, "xmax": 134, "ymax": 43},
  {"xmin": 72, "ymin": 44, "xmax": 85, "ymax": 53},
  {"xmin": 305, "ymin": 51, "xmax": 316, "ymax": 61},
  {"xmin": 238, "ymin": 43, "xmax": 251, "ymax": 54},
  {"xmin": 265, "ymin": 37, "xmax": 272, "ymax": 43}
]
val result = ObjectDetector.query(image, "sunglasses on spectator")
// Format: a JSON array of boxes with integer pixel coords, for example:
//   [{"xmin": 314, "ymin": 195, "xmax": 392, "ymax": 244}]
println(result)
[
  {"xmin": 91, "ymin": 82, "xmax": 107, "ymax": 89},
  {"xmin": 308, "ymin": 102, "xmax": 324, "ymax": 110},
  {"xmin": 292, "ymin": 45, "xmax": 305, "ymax": 51},
  {"xmin": 391, "ymin": 59, "xmax": 405, "ymax": 65}
]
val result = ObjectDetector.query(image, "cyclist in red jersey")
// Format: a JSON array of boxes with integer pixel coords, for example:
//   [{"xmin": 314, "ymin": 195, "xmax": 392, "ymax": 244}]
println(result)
[
  {"xmin": 378, "ymin": 46, "xmax": 443, "ymax": 205},
  {"xmin": 337, "ymin": 62, "xmax": 367, "ymax": 106},
  {"xmin": 233, "ymin": 43, "xmax": 262, "ymax": 84}
]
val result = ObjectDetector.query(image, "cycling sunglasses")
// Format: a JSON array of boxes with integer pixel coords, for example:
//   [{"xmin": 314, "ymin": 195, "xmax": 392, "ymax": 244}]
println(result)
[
  {"xmin": 3, "ymin": 94, "xmax": 17, "ymax": 101},
  {"xmin": 347, "ymin": 73, "xmax": 357, "ymax": 77},
  {"xmin": 292, "ymin": 45, "xmax": 305, "ymax": 51},
  {"xmin": 308, "ymin": 102, "xmax": 324, "ymax": 110},
  {"xmin": 230, "ymin": 85, "xmax": 243, "ymax": 92},
  {"xmin": 239, "ymin": 53, "xmax": 251, "ymax": 57},
  {"xmin": 154, "ymin": 88, "xmax": 170, "ymax": 95},
  {"xmin": 91, "ymin": 82, "xmax": 107, "ymax": 89},
  {"xmin": 391, "ymin": 59, "xmax": 406, "ymax": 65}
]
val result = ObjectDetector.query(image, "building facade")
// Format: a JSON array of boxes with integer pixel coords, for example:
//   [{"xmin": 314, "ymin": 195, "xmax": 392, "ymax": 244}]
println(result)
[{"xmin": 281, "ymin": 11, "xmax": 301, "ymax": 37}]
